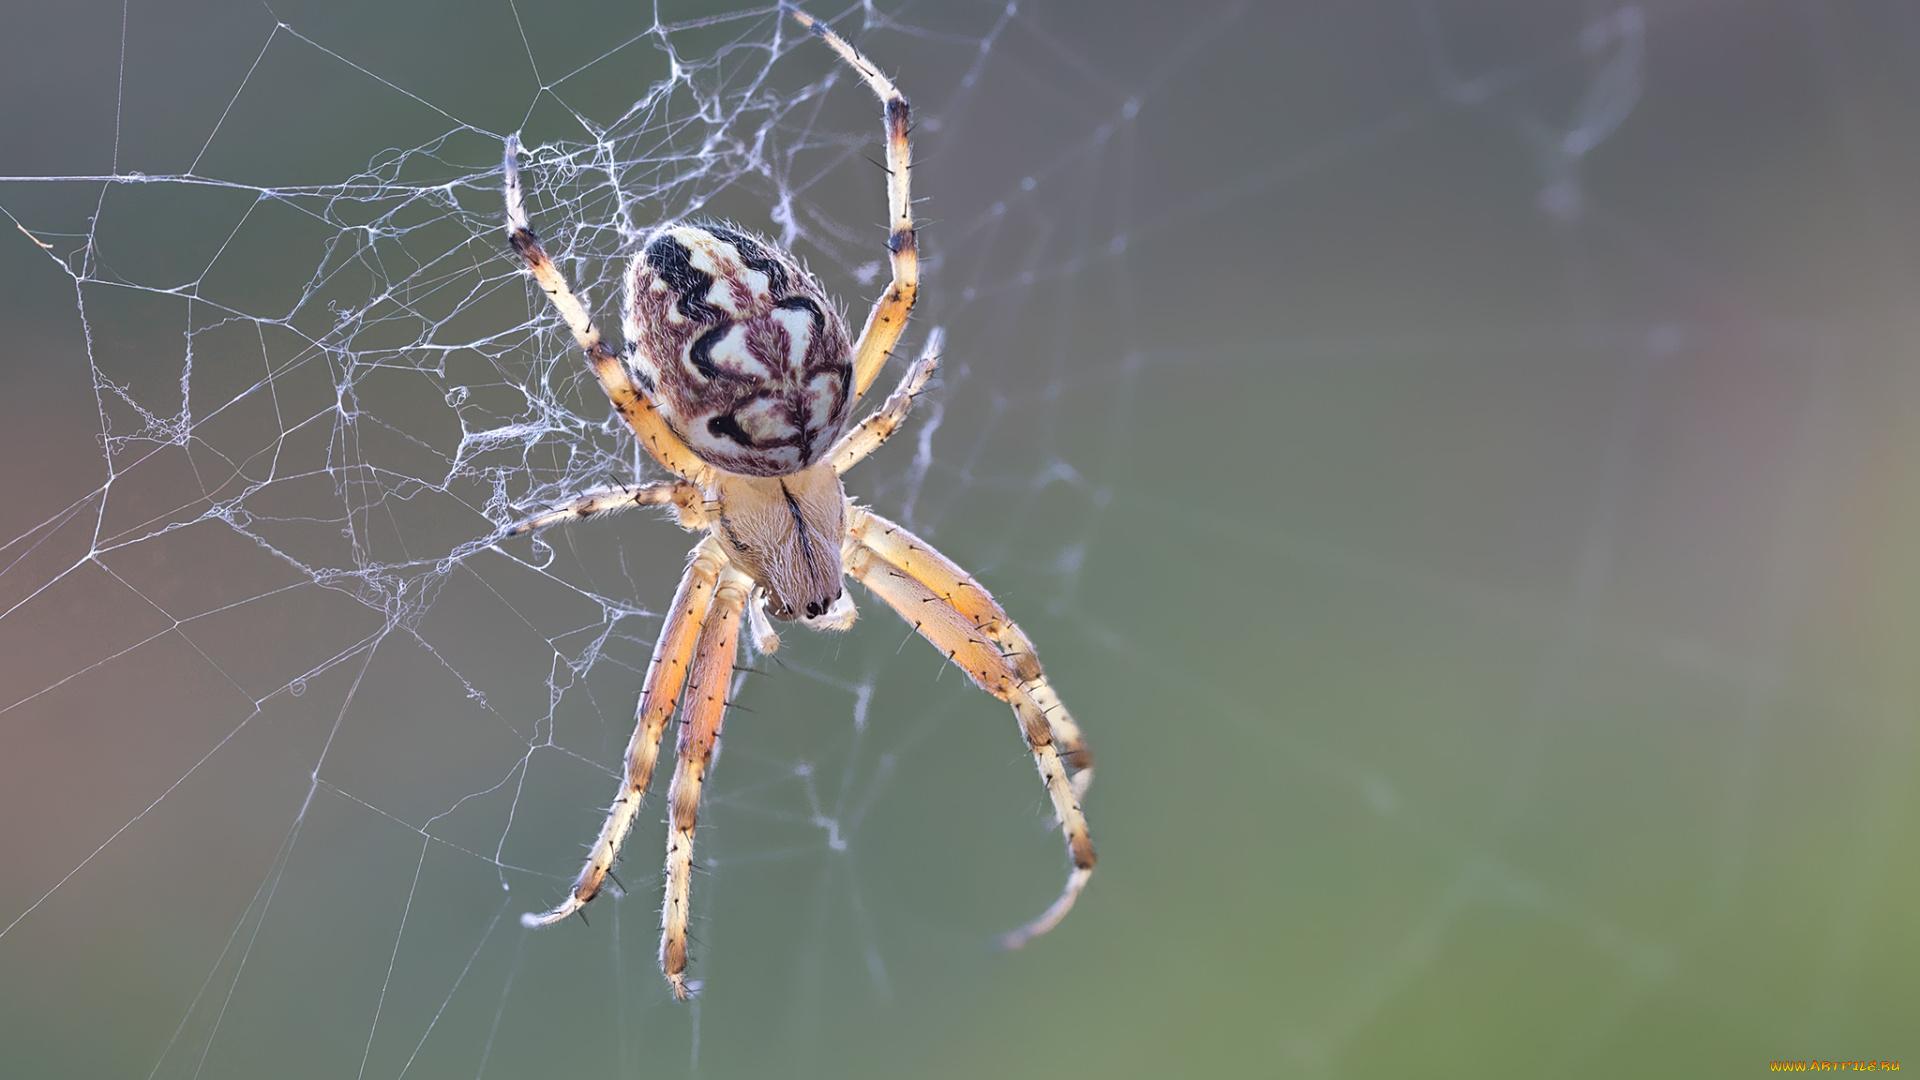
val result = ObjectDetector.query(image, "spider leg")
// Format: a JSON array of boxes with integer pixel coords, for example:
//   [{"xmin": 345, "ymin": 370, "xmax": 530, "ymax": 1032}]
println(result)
[
  {"xmin": 521, "ymin": 536, "xmax": 730, "ymax": 929},
  {"xmin": 504, "ymin": 136, "xmax": 714, "ymax": 484},
  {"xmin": 847, "ymin": 507, "xmax": 1093, "ymax": 789},
  {"xmin": 843, "ymin": 507, "xmax": 1096, "ymax": 949},
  {"xmin": 828, "ymin": 327, "xmax": 941, "ymax": 475},
  {"xmin": 504, "ymin": 480, "xmax": 709, "ymax": 537},
  {"xmin": 789, "ymin": 8, "xmax": 917, "ymax": 401},
  {"xmin": 660, "ymin": 563, "xmax": 752, "ymax": 999}
]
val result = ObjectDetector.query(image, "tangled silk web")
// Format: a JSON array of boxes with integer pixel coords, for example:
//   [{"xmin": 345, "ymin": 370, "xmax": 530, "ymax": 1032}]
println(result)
[
  {"xmin": 0, "ymin": 0, "xmax": 1708, "ymax": 1075},
  {"xmin": 0, "ymin": 1, "xmax": 1165, "ymax": 1074}
]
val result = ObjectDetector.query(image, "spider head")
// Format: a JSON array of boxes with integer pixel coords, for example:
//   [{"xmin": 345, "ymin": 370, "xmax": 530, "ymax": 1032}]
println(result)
[{"xmin": 709, "ymin": 465, "xmax": 856, "ymax": 630}]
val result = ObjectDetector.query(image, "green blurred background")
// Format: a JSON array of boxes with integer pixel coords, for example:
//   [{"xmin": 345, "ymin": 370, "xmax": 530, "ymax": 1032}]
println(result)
[{"xmin": 2, "ymin": 1, "xmax": 1917, "ymax": 1077}]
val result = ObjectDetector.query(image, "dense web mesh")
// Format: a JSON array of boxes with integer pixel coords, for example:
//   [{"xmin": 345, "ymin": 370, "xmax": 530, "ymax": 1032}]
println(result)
[
  {"xmin": 1, "ymin": 4, "xmax": 1136, "ymax": 1075},
  {"xmin": 4, "ymin": 1, "xmax": 1918, "ymax": 1077}
]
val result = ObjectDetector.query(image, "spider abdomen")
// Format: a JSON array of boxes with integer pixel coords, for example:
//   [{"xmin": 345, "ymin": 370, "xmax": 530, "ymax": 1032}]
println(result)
[{"xmin": 624, "ymin": 224, "xmax": 854, "ymax": 477}]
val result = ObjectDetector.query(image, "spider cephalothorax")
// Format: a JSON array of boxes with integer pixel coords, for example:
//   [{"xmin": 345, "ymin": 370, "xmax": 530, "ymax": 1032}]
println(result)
[
  {"xmin": 709, "ymin": 466, "xmax": 849, "ymax": 623},
  {"xmin": 624, "ymin": 224, "xmax": 855, "ymax": 477},
  {"xmin": 502, "ymin": 7, "xmax": 1095, "ymax": 1001}
]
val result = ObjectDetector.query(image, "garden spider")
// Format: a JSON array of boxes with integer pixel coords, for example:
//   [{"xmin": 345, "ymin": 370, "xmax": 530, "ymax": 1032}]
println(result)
[{"xmin": 503, "ymin": 7, "xmax": 1094, "ymax": 999}]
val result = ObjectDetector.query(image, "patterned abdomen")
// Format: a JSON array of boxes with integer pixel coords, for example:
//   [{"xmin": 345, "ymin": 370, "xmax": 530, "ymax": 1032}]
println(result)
[{"xmin": 623, "ymin": 224, "xmax": 854, "ymax": 477}]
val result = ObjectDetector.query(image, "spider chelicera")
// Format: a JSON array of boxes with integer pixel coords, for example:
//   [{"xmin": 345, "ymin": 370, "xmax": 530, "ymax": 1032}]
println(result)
[{"xmin": 503, "ymin": 6, "xmax": 1094, "ymax": 999}]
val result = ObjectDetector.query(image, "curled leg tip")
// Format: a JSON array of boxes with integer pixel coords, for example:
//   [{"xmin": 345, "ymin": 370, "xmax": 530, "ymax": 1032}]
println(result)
[
  {"xmin": 520, "ymin": 896, "xmax": 583, "ymax": 929},
  {"xmin": 998, "ymin": 866, "xmax": 1092, "ymax": 950}
]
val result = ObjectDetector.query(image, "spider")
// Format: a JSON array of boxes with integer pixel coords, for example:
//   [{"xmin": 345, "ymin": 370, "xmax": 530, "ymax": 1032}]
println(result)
[{"xmin": 501, "ymin": 8, "xmax": 1095, "ymax": 1000}]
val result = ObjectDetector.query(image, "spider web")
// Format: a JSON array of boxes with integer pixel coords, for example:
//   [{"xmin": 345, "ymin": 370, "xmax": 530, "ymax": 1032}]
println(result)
[{"xmin": 3, "ymin": 1, "xmax": 1917, "ymax": 1078}]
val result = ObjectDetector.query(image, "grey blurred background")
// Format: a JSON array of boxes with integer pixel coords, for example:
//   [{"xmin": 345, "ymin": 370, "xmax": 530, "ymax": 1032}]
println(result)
[{"xmin": 3, "ymin": 1, "xmax": 1917, "ymax": 1077}]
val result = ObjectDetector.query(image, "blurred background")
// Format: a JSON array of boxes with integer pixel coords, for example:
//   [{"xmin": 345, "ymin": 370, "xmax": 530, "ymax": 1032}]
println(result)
[{"xmin": 2, "ymin": 1, "xmax": 1917, "ymax": 1077}]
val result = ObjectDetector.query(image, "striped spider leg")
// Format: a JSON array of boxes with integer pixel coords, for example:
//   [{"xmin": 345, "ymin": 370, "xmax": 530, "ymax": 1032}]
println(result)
[
  {"xmin": 787, "ymin": 4, "xmax": 918, "ymax": 401},
  {"xmin": 504, "ymin": 135, "xmax": 714, "ymax": 488},
  {"xmin": 827, "ymin": 331, "xmax": 1097, "ymax": 947},
  {"xmin": 504, "ymin": 480, "xmax": 709, "ymax": 537},
  {"xmin": 514, "ymin": 537, "xmax": 725, "ymax": 944},
  {"xmin": 840, "ymin": 504, "xmax": 1097, "ymax": 950}
]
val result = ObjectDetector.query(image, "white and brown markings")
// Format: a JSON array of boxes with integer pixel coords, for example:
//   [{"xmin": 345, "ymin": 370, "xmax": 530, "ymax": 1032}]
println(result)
[{"xmin": 623, "ymin": 224, "xmax": 854, "ymax": 477}]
